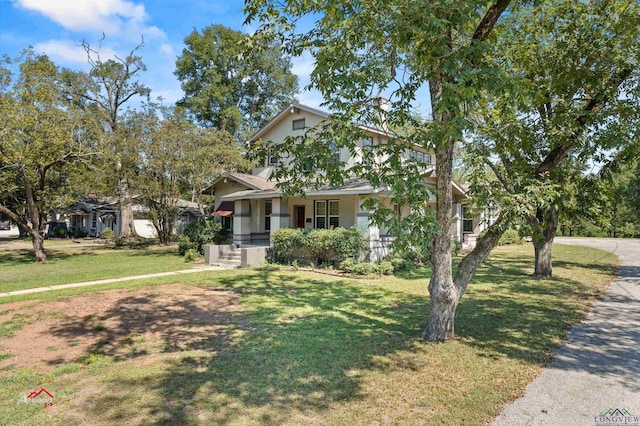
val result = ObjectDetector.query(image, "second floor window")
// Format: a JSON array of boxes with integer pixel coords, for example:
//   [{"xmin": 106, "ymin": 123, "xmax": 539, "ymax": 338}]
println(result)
[
  {"xmin": 267, "ymin": 148, "xmax": 278, "ymax": 166},
  {"xmin": 411, "ymin": 150, "xmax": 432, "ymax": 165},
  {"xmin": 292, "ymin": 118, "xmax": 305, "ymax": 130},
  {"xmin": 363, "ymin": 136, "xmax": 373, "ymax": 150},
  {"xmin": 329, "ymin": 141, "xmax": 340, "ymax": 164}
]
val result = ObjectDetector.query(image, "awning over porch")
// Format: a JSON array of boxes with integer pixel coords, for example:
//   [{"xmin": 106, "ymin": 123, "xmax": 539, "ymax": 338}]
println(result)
[{"xmin": 212, "ymin": 201, "xmax": 235, "ymax": 217}]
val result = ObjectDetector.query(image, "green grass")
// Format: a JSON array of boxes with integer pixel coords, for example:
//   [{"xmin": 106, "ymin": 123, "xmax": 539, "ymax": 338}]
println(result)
[
  {"xmin": 0, "ymin": 245, "xmax": 191, "ymax": 293},
  {"xmin": 0, "ymin": 244, "xmax": 618, "ymax": 425}
]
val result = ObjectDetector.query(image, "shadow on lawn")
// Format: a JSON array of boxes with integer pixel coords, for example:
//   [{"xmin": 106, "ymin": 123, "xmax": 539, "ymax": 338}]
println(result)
[
  {"xmin": 50, "ymin": 270, "xmax": 429, "ymax": 424},
  {"xmin": 49, "ymin": 253, "xmax": 623, "ymax": 424}
]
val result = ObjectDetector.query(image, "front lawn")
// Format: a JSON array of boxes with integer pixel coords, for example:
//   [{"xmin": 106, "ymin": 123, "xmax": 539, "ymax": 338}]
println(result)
[
  {"xmin": 0, "ymin": 245, "xmax": 189, "ymax": 293},
  {"xmin": 0, "ymin": 244, "xmax": 617, "ymax": 425}
]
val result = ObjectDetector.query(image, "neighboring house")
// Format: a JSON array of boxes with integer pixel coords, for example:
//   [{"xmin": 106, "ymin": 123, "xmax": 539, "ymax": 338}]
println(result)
[
  {"xmin": 208, "ymin": 103, "xmax": 484, "ymax": 262},
  {"xmin": 65, "ymin": 195, "xmax": 202, "ymax": 238},
  {"xmin": 66, "ymin": 194, "xmax": 121, "ymax": 237}
]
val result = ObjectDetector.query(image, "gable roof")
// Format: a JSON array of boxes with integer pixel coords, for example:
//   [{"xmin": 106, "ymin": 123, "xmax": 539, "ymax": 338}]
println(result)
[
  {"xmin": 220, "ymin": 177, "xmax": 385, "ymax": 201},
  {"xmin": 205, "ymin": 172, "xmax": 276, "ymax": 194},
  {"xmin": 247, "ymin": 103, "xmax": 396, "ymax": 145}
]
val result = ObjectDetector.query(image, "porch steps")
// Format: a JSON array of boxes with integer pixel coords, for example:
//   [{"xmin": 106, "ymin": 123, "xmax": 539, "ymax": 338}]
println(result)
[{"xmin": 211, "ymin": 246, "xmax": 242, "ymax": 269}]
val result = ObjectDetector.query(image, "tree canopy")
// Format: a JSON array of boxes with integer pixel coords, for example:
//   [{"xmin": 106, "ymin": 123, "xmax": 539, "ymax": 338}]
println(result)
[
  {"xmin": 175, "ymin": 24, "xmax": 299, "ymax": 138},
  {"xmin": 0, "ymin": 50, "xmax": 98, "ymax": 262},
  {"xmin": 466, "ymin": 0, "xmax": 640, "ymax": 276},
  {"xmin": 60, "ymin": 39, "xmax": 152, "ymax": 239}
]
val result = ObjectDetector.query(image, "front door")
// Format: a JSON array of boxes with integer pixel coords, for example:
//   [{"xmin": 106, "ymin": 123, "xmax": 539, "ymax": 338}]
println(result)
[{"xmin": 296, "ymin": 206, "xmax": 305, "ymax": 228}]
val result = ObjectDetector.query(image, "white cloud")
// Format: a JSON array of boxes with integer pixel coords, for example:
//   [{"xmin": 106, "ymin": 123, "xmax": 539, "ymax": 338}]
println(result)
[
  {"xmin": 291, "ymin": 51, "xmax": 316, "ymax": 82},
  {"xmin": 297, "ymin": 89, "xmax": 325, "ymax": 110},
  {"xmin": 33, "ymin": 39, "xmax": 118, "ymax": 65},
  {"xmin": 152, "ymin": 89, "xmax": 184, "ymax": 104},
  {"xmin": 14, "ymin": 0, "xmax": 165, "ymax": 39},
  {"xmin": 159, "ymin": 43, "xmax": 175, "ymax": 57}
]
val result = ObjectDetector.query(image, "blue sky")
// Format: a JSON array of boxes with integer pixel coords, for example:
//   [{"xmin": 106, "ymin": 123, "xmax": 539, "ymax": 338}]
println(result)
[{"xmin": 0, "ymin": 0, "xmax": 322, "ymax": 108}]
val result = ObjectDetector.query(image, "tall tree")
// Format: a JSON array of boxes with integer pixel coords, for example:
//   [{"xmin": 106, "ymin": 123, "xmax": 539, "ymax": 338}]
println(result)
[
  {"xmin": 61, "ymin": 39, "xmax": 150, "ymax": 239},
  {"xmin": 0, "ymin": 51, "xmax": 97, "ymax": 262},
  {"xmin": 175, "ymin": 24, "xmax": 298, "ymax": 138},
  {"xmin": 245, "ymin": 0, "xmax": 512, "ymax": 341},
  {"xmin": 132, "ymin": 106, "xmax": 250, "ymax": 243},
  {"xmin": 468, "ymin": 0, "xmax": 640, "ymax": 276}
]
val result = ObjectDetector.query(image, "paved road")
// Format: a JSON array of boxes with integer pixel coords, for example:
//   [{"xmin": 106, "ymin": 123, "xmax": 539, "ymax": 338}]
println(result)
[{"xmin": 494, "ymin": 238, "xmax": 640, "ymax": 426}]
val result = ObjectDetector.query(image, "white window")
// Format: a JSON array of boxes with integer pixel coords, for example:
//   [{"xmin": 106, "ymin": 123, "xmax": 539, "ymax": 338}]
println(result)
[
  {"xmin": 267, "ymin": 148, "xmax": 279, "ymax": 166},
  {"xmin": 315, "ymin": 200, "xmax": 339, "ymax": 229},
  {"xmin": 329, "ymin": 200, "xmax": 339, "ymax": 228},
  {"xmin": 292, "ymin": 118, "xmax": 305, "ymax": 130},
  {"xmin": 363, "ymin": 136, "xmax": 373, "ymax": 150},
  {"xmin": 222, "ymin": 216, "xmax": 232, "ymax": 232},
  {"xmin": 329, "ymin": 141, "xmax": 340, "ymax": 164},
  {"xmin": 265, "ymin": 200, "xmax": 272, "ymax": 232},
  {"xmin": 315, "ymin": 200, "xmax": 326, "ymax": 229}
]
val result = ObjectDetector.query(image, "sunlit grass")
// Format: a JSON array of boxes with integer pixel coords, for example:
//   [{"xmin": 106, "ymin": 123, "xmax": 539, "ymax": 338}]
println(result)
[
  {"xmin": 0, "ymin": 244, "xmax": 617, "ymax": 425},
  {"xmin": 0, "ymin": 245, "xmax": 190, "ymax": 293}
]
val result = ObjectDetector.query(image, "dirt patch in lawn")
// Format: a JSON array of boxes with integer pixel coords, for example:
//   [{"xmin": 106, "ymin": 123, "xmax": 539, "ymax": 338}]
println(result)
[{"xmin": 0, "ymin": 284, "xmax": 244, "ymax": 371}]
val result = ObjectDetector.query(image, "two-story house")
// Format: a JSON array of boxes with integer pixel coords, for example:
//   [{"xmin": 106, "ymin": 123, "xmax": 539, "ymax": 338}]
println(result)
[{"xmin": 208, "ymin": 103, "xmax": 479, "ymax": 264}]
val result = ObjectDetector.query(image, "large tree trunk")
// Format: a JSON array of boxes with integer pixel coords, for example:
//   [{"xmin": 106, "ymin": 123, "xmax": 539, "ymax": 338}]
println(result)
[
  {"xmin": 19, "ymin": 163, "xmax": 47, "ymax": 263},
  {"xmin": 424, "ymin": 74, "xmax": 459, "ymax": 341},
  {"xmin": 117, "ymin": 176, "xmax": 138, "ymax": 240},
  {"xmin": 530, "ymin": 207, "xmax": 558, "ymax": 278},
  {"xmin": 119, "ymin": 201, "xmax": 138, "ymax": 239},
  {"xmin": 32, "ymin": 233, "xmax": 46, "ymax": 263},
  {"xmin": 426, "ymin": 139, "xmax": 459, "ymax": 341}
]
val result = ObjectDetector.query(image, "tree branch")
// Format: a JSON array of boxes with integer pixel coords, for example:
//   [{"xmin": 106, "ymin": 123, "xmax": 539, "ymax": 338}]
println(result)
[
  {"xmin": 472, "ymin": 0, "xmax": 512, "ymax": 41},
  {"xmin": 535, "ymin": 67, "xmax": 633, "ymax": 177}
]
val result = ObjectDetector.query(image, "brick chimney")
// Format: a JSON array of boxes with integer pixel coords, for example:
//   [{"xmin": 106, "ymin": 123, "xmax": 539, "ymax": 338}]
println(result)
[{"xmin": 373, "ymin": 97, "xmax": 389, "ymax": 132}]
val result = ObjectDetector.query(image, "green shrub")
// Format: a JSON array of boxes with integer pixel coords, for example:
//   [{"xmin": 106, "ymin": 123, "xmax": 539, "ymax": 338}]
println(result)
[
  {"xmin": 271, "ymin": 228, "xmax": 306, "ymax": 263},
  {"xmin": 339, "ymin": 258, "xmax": 378, "ymax": 276},
  {"xmin": 213, "ymin": 227, "xmax": 228, "ymax": 244},
  {"xmin": 183, "ymin": 219, "xmax": 223, "ymax": 254},
  {"xmin": 100, "ymin": 228, "xmax": 114, "ymax": 241},
  {"xmin": 402, "ymin": 246, "xmax": 431, "ymax": 264},
  {"xmin": 73, "ymin": 228, "xmax": 87, "ymax": 238},
  {"xmin": 389, "ymin": 257, "xmax": 413, "ymax": 273},
  {"xmin": 498, "ymin": 229, "xmax": 523, "ymax": 245},
  {"xmin": 51, "ymin": 225, "xmax": 67, "ymax": 239},
  {"xmin": 375, "ymin": 260, "xmax": 394, "ymax": 276},
  {"xmin": 338, "ymin": 258, "xmax": 358, "ymax": 272},
  {"xmin": 178, "ymin": 235, "xmax": 196, "ymax": 256},
  {"xmin": 184, "ymin": 249, "xmax": 198, "ymax": 262},
  {"xmin": 271, "ymin": 227, "xmax": 368, "ymax": 266},
  {"xmin": 114, "ymin": 237, "xmax": 125, "ymax": 247}
]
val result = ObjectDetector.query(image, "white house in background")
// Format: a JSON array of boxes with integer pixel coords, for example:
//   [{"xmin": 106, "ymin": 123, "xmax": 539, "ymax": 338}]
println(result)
[{"xmin": 208, "ymin": 103, "xmax": 484, "ymax": 263}]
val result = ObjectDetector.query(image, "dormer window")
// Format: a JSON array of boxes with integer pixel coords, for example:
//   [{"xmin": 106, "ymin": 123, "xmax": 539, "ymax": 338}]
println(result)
[
  {"xmin": 292, "ymin": 118, "xmax": 305, "ymax": 130},
  {"xmin": 267, "ymin": 148, "xmax": 279, "ymax": 166},
  {"xmin": 329, "ymin": 141, "xmax": 340, "ymax": 164},
  {"xmin": 363, "ymin": 136, "xmax": 373, "ymax": 150}
]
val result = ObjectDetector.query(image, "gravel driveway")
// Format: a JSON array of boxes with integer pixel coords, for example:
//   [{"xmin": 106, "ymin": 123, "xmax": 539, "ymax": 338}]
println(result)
[{"xmin": 494, "ymin": 238, "xmax": 640, "ymax": 425}]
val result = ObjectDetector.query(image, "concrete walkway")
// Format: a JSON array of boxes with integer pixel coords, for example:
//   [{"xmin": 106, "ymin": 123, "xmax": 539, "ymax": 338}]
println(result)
[
  {"xmin": 0, "ymin": 265, "xmax": 226, "ymax": 298},
  {"xmin": 494, "ymin": 238, "xmax": 640, "ymax": 425}
]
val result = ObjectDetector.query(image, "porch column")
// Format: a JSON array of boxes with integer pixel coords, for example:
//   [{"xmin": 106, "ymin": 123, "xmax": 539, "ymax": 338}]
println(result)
[
  {"xmin": 357, "ymin": 196, "xmax": 381, "ymax": 262},
  {"xmin": 233, "ymin": 200, "xmax": 251, "ymax": 246},
  {"xmin": 270, "ymin": 198, "xmax": 289, "ymax": 243},
  {"xmin": 451, "ymin": 199, "xmax": 463, "ymax": 241}
]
